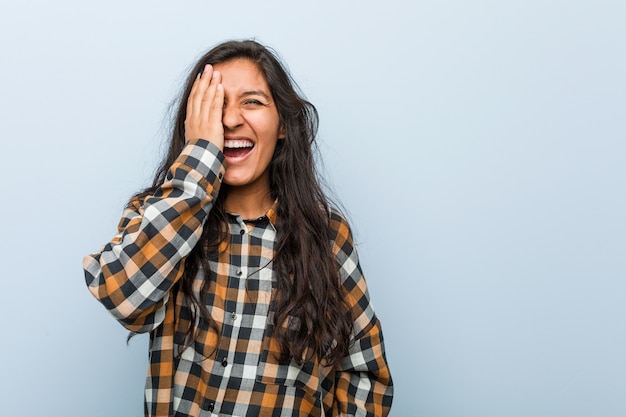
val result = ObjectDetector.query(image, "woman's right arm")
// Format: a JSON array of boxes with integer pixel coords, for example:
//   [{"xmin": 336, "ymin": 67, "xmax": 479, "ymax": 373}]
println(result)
[
  {"xmin": 84, "ymin": 65, "xmax": 225, "ymax": 333},
  {"xmin": 83, "ymin": 139, "xmax": 226, "ymax": 333}
]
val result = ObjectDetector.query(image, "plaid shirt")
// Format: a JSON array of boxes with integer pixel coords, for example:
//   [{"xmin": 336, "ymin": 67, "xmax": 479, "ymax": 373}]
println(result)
[{"xmin": 84, "ymin": 139, "xmax": 393, "ymax": 417}]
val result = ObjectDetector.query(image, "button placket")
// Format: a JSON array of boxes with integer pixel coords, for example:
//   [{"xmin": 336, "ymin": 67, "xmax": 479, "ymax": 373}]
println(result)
[{"xmin": 216, "ymin": 217, "xmax": 248, "ymax": 381}]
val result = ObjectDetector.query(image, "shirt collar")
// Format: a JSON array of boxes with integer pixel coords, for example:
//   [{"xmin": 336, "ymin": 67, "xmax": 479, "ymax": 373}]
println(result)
[{"xmin": 227, "ymin": 200, "xmax": 279, "ymax": 230}]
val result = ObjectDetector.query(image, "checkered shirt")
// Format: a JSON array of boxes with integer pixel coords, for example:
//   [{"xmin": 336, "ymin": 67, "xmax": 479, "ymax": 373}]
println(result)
[{"xmin": 84, "ymin": 139, "xmax": 393, "ymax": 416}]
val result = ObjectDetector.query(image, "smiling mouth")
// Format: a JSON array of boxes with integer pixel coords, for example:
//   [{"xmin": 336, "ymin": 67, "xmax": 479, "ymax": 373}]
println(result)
[{"xmin": 223, "ymin": 139, "xmax": 254, "ymax": 159}]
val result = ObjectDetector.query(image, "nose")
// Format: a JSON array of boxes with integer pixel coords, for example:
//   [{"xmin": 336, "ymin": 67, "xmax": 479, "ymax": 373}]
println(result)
[{"xmin": 222, "ymin": 102, "xmax": 243, "ymax": 130}]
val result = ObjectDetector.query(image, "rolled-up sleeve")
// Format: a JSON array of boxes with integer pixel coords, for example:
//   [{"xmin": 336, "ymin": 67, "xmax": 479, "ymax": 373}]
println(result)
[
  {"xmin": 329, "ymin": 212, "xmax": 393, "ymax": 416},
  {"xmin": 83, "ymin": 139, "xmax": 226, "ymax": 333}
]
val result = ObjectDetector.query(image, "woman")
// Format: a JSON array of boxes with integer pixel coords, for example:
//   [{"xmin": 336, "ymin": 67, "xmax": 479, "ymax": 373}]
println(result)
[{"xmin": 84, "ymin": 40, "xmax": 393, "ymax": 417}]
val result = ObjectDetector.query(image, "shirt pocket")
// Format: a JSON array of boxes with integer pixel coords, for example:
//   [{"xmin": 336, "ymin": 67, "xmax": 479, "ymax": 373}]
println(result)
[{"xmin": 255, "ymin": 331, "xmax": 321, "ymax": 399}]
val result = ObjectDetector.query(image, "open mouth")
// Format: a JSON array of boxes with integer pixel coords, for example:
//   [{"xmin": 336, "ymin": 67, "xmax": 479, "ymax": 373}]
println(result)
[{"xmin": 223, "ymin": 139, "xmax": 254, "ymax": 159}]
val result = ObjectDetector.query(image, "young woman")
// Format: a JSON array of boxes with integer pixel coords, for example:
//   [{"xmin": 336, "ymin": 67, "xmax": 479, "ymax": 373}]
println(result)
[{"xmin": 84, "ymin": 40, "xmax": 393, "ymax": 417}]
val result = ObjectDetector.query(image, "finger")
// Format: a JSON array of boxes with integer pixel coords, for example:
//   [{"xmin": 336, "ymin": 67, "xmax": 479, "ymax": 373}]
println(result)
[
  {"xmin": 184, "ymin": 65, "xmax": 214, "ymax": 142},
  {"xmin": 188, "ymin": 64, "xmax": 213, "ymax": 120},
  {"xmin": 190, "ymin": 65, "xmax": 213, "ymax": 116},
  {"xmin": 205, "ymin": 82, "xmax": 225, "ymax": 149},
  {"xmin": 208, "ymin": 82, "xmax": 224, "ymax": 128},
  {"xmin": 199, "ymin": 70, "xmax": 221, "ymax": 116},
  {"xmin": 186, "ymin": 72, "xmax": 201, "ymax": 119}
]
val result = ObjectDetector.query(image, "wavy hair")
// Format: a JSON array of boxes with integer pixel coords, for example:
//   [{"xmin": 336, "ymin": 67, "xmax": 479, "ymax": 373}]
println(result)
[{"xmin": 135, "ymin": 40, "xmax": 353, "ymax": 366}]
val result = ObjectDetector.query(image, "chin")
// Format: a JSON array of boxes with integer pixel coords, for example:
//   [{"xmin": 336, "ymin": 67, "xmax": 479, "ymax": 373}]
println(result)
[{"xmin": 223, "ymin": 175, "xmax": 253, "ymax": 187}]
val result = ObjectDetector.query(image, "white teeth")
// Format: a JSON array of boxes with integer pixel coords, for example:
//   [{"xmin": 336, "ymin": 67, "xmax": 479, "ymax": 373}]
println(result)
[{"xmin": 224, "ymin": 139, "xmax": 254, "ymax": 148}]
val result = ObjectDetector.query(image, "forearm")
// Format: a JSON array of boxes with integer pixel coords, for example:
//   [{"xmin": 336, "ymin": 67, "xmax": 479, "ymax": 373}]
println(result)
[
  {"xmin": 83, "ymin": 139, "xmax": 225, "ymax": 331},
  {"xmin": 333, "ymin": 319, "xmax": 394, "ymax": 416},
  {"xmin": 329, "ymin": 210, "xmax": 394, "ymax": 415}
]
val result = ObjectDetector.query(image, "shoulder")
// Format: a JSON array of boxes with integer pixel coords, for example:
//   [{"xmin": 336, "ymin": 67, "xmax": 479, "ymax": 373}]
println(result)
[
  {"xmin": 327, "ymin": 206, "xmax": 357, "ymax": 258},
  {"xmin": 328, "ymin": 205, "xmax": 351, "ymax": 236}
]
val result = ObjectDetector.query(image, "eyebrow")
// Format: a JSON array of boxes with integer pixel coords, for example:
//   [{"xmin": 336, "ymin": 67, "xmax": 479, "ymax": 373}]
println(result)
[{"xmin": 240, "ymin": 90, "xmax": 271, "ymax": 100}]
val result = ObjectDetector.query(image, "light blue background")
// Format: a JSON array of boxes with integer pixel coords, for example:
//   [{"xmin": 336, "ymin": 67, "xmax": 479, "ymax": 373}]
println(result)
[{"xmin": 1, "ymin": 1, "xmax": 624, "ymax": 416}]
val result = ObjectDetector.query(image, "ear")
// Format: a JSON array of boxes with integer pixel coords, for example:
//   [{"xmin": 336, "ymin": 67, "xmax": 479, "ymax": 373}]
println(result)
[{"xmin": 278, "ymin": 124, "xmax": 286, "ymax": 140}]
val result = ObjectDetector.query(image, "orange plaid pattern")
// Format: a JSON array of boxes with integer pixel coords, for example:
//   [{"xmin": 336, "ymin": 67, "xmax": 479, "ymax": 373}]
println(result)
[{"xmin": 84, "ymin": 139, "xmax": 393, "ymax": 416}]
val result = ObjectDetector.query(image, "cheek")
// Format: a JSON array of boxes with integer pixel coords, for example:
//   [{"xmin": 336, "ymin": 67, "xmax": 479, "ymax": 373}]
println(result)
[{"xmin": 249, "ymin": 112, "xmax": 281, "ymax": 138}]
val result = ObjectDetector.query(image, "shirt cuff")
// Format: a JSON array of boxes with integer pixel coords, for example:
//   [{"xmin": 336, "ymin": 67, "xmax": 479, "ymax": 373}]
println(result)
[{"xmin": 179, "ymin": 139, "xmax": 226, "ymax": 183}]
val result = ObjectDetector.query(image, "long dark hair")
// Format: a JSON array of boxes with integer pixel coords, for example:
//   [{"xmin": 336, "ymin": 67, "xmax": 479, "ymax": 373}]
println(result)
[{"xmin": 136, "ymin": 40, "xmax": 352, "ymax": 366}]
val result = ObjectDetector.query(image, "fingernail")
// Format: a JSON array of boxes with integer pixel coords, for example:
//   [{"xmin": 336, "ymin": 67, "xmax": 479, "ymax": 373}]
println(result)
[
  {"xmin": 212, "ymin": 70, "xmax": 220, "ymax": 79},
  {"xmin": 204, "ymin": 64, "xmax": 211, "ymax": 72}
]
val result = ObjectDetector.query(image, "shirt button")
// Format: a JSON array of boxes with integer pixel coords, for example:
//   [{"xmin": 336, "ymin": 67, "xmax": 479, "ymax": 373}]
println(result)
[
  {"xmin": 236, "ymin": 269, "xmax": 242, "ymax": 276},
  {"xmin": 203, "ymin": 398, "xmax": 215, "ymax": 412},
  {"xmin": 231, "ymin": 312, "xmax": 237, "ymax": 321},
  {"xmin": 239, "ymin": 229, "xmax": 245, "ymax": 235},
  {"xmin": 222, "ymin": 358, "xmax": 228, "ymax": 367},
  {"xmin": 218, "ymin": 173, "xmax": 223, "ymax": 181}
]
